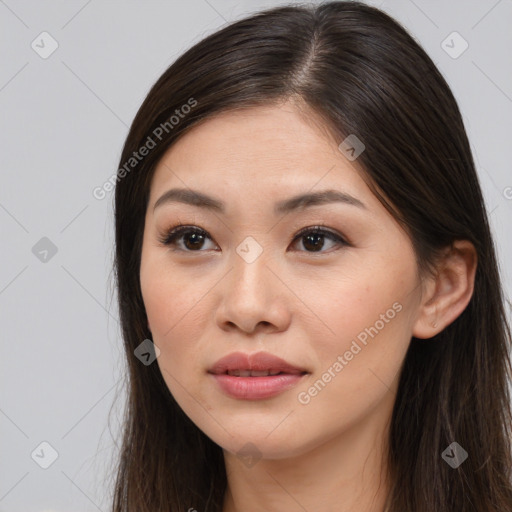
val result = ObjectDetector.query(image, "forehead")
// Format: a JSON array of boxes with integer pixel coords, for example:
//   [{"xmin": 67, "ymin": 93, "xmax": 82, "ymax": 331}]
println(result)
[{"xmin": 149, "ymin": 103, "xmax": 369, "ymax": 206}]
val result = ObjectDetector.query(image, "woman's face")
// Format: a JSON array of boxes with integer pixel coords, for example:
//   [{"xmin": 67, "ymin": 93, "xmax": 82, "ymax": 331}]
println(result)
[{"xmin": 140, "ymin": 102, "xmax": 426, "ymax": 460}]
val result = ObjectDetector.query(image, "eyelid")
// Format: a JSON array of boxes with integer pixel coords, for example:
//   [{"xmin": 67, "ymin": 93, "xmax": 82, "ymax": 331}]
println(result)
[
  {"xmin": 293, "ymin": 223, "xmax": 348, "ymax": 242},
  {"xmin": 158, "ymin": 222, "xmax": 351, "ymax": 253},
  {"xmin": 157, "ymin": 223, "xmax": 209, "ymax": 248}
]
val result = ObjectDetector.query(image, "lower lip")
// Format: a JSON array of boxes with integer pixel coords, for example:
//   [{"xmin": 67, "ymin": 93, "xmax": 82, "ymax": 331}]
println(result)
[{"xmin": 210, "ymin": 373, "xmax": 307, "ymax": 400}]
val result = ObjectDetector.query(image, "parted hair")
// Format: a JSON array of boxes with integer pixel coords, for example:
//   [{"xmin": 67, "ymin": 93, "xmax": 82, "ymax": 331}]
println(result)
[{"xmin": 111, "ymin": 2, "xmax": 512, "ymax": 510}]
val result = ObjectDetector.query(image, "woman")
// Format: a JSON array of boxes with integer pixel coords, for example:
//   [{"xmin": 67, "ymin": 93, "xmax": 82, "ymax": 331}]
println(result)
[{"xmin": 111, "ymin": 2, "xmax": 512, "ymax": 511}]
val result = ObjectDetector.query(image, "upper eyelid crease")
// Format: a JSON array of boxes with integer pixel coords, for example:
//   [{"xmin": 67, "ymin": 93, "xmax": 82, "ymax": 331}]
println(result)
[
  {"xmin": 159, "ymin": 224, "xmax": 349, "ymax": 252},
  {"xmin": 152, "ymin": 188, "xmax": 367, "ymax": 215}
]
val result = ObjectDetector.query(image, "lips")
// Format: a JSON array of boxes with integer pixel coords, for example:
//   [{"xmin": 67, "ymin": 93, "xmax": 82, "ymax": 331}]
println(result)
[
  {"xmin": 208, "ymin": 351, "xmax": 309, "ymax": 400},
  {"xmin": 208, "ymin": 351, "xmax": 308, "ymax": 376}
]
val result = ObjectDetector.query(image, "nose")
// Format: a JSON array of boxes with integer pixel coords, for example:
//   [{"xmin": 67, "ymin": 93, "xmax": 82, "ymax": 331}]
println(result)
[{"xmin": 215, "ymin": 252, "xmax": 291, "ymax": 335}]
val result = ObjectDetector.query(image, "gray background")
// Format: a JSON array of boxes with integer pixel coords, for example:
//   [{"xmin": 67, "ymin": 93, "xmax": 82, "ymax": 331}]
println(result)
[{"xmin": 1, "ymin": 0, "xmax": 511, "ymax": 510}]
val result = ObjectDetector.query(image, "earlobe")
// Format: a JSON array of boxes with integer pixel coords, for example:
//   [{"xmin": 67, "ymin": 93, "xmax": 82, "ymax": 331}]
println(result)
[{"xmin": 412, "ymin": 240, "xmax": 477, "ymax": 339}]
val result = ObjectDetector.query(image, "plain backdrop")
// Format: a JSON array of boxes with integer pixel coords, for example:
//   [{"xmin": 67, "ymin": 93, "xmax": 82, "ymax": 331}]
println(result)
[{"xmin": 1, "ymin": 0, "xmax": 511, "ymax": 510}]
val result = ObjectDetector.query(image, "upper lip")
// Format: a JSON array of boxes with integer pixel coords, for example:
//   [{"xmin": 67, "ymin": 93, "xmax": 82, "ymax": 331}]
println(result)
[{"xmin": 208, "ymin": 351, "xmax": 308, "ymax": 375}]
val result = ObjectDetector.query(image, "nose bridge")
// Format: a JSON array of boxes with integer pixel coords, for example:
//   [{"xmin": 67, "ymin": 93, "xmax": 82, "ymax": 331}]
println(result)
[
  {"xmin": 216, "ymin": 235, "xmax": 289, "ymax": 333},
  {"xmin": 231, "ymin": 235, "xmax": 272, "ymax": 300}
]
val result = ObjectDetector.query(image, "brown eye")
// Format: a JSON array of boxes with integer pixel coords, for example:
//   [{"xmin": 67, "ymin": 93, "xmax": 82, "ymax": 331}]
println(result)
[
  {"xmin": 158, "ymin": 224, "xmax": 348, "ymax": 254},
  {"xmin": 291, "ymin": 226, "xmax": 348, "ymax": 253},
  {"xmin": 159, "ymin": 225, "xmax": 217, "ymax": 252}
]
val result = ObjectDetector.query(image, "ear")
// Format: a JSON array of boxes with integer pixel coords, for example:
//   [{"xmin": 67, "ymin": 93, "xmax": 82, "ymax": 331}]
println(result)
[{"xmin": 413, "ymin": 240, "xmax": 477, "ymax": 339}]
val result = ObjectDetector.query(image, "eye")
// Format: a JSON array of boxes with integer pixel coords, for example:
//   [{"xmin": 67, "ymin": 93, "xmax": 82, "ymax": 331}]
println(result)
[
  {"xmin": 291, "ymin": 225, "xmax": 349, "ymax": 253},
  {"xmin": 158, "ymin": 223, "xmax": 349, "ymax": 254},
  {"xmin": 158, "ymin": 224, "xmax": 217, "ymax": 252}
]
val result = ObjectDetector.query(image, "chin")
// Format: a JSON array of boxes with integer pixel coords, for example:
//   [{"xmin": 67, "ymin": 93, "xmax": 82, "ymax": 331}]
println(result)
[{"xmin": 205, "ymin": 424, "xmax": 310, "ymax": 461}]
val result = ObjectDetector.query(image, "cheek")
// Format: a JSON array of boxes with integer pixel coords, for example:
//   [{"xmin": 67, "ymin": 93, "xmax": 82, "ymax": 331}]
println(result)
[
  {"xmin": 305, "ymin": 271, "xmax": 404, "ymax": 349},
  {"xmin": 141, "ymin": 272, "xmax": 207, "ymax": 405},
  {"xmin": 302, "ymin": 252, "xmax": 418, "ymax": 386},
  {"xmin": 139, "ymin": 258, "xmax": 220, "ymax": 394},
  {"xmin": 294, "ymin": 294, "xmax": 412, "ymax": 439},
  {"xmin": 140, "ymin": 250, "xmax": 205, "ymax": 337}
]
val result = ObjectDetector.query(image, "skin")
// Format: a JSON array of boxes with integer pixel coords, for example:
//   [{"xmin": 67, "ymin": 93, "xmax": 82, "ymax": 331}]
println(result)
[{"xmin": 139, "ymin": 100, "xmax": 477, "ymax": 512}]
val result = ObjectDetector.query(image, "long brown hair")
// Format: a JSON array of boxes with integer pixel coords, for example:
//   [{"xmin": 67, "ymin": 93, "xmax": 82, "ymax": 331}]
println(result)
[{"xmin": 110, "ymin": 2, "xmax": 512, "ymax": 510}]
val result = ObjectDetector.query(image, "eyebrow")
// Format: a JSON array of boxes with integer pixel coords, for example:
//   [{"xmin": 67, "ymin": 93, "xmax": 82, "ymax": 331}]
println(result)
[{"xmin": 153, "ymin": 187, "xmax": 367, "ymax": 215}]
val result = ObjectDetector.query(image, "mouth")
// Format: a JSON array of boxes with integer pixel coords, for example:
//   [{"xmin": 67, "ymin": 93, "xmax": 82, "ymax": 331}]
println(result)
[
  {"xmin": 208, "ymin": 351, "xmax": 309, "ymax": 400},
  {"xmin": 209, "ymin": 371, "xmax": 309, "ymax": 400},
  {"xmin": 208, "ymin": 351, "xmax": 309, "ymax": 376},
  {"xmin": 220, "ymin": 369, "xmax": 307, "ymax": 377}
]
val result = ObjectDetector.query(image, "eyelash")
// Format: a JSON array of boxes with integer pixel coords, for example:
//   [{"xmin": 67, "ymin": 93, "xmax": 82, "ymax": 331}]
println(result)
[{"xmin": 158, "ymin": 222, "xmax": 350, "ymax": 254}]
